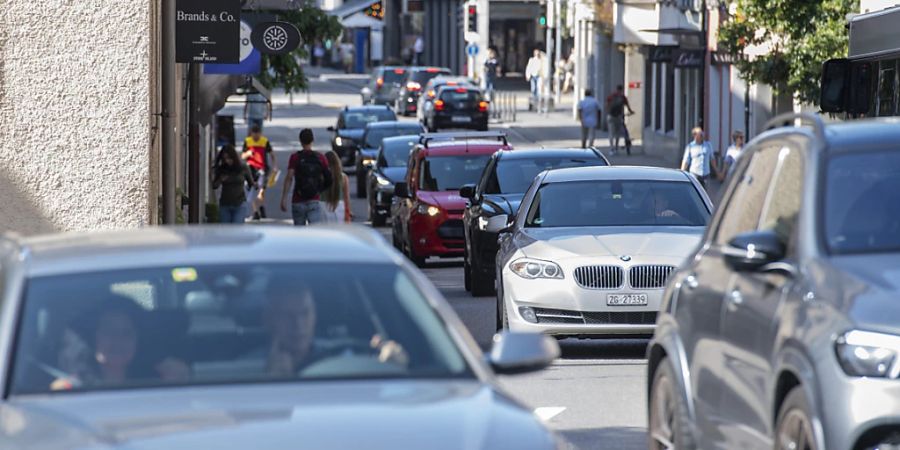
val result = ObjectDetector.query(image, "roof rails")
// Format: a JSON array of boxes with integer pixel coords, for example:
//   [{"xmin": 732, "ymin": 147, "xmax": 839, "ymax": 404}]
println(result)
[
  {"xmin": 420, "ymin": 131, "xmax": 509, "ymax": 147},
  {"xmin": 764, "ymin": 112, "xmax": 827, "ymax": 143}
]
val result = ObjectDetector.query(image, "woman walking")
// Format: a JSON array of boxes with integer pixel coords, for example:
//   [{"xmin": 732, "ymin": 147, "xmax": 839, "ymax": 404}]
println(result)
[
  {"xmin": 213, "ymin": 144, "xmax": 255, "ymax": 224},
  {"xmin": 322, "ymin": 151, "xmax": 352, "ymax": 223}
]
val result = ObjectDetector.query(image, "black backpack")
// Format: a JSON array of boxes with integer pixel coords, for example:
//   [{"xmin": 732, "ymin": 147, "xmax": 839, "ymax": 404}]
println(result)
[
  {"xmin": 609, "ymin": 94, "xmax": 626, "ymax": 117},
  {"xmin": 294, "ymin": 151, "xmax": 332, "ymax": 200}
]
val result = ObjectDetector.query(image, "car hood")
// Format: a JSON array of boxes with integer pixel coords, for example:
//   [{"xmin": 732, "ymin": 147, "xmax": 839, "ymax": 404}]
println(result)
[
  {"xmin": 336, "ymin": 129, "xmax": 365, "ymax": 141},
  {"xmin": 814, "ymin": 254, "xmax": 900, "ymax": 335},
  {"xmin": 0, "ymin": 381, "xmax": 556, "ymax": 450},
  {"xmin": 482, "ymin": 194, "xmax": 525, "ymax": 216},
  {"xmin": 419, "ymin": 191, "xmax": 467, "ymax": 211},
  {"xmin": 379, "ymin": 167, "xmax": 407, "ymax": 184},
  {"xmin": 517, "ymin": 226, "xmax": 704, "ymax": 261}
]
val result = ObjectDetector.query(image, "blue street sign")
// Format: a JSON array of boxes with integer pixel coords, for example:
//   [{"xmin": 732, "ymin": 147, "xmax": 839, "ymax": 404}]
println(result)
[{"xmin": 466, "ymin": 43, "xmax": 479, "ymax": 57}]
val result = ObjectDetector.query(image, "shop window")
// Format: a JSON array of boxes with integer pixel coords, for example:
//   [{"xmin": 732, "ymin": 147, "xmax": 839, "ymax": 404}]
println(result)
[{"xmin": 665, "ymin": 63, "xmax": 675, "ymax": 132}]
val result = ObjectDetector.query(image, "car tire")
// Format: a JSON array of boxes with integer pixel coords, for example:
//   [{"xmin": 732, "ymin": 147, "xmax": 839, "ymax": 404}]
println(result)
[
  {"xmin": 775, "ymin": 387, "xmax": 819, "ymax": 450},
  {"xmin": 471, "ymin": 260, "xmax": 495, "ymax": 297},
  {"xmin": 464, "ymin": 260, "xmax": 472, "ymax": 292},
  {"xmin": 649, "ymin": 358, "xmax": 697, "ymax": 450},
  {"xmin": 356, "ymin": 172, "xmax": 366, "ymax": 198},
  {"xmin": 371, "ymin": 212, "xmax": 386, "ymax": 227}
]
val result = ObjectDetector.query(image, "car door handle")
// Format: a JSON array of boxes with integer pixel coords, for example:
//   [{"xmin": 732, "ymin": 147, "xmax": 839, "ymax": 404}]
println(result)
[{"xmin": 684, "ymin": 274, "xmax": 699, "ymax": 290}]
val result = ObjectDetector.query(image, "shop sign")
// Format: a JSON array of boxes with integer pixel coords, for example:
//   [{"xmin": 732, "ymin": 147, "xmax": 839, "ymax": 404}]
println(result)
[
  {"xmin": 175, "ymin": 0, "xmax": 241, "ymax": 63},
  {"xmin": 251, "ymin": 21, "xmax": 302, "ymax": 55},
  {"xmin": 674, "ymin": 49, "xmax": 704, "ymax": 68}
]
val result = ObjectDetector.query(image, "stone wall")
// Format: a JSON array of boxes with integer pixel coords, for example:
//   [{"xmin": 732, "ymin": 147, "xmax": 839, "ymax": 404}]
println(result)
[{"xmin": 0, "ymin": 1, "xmax": 155, "ymax": 234}]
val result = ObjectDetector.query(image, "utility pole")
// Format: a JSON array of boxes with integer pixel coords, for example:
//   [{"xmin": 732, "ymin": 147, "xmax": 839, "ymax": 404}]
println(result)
[
  {"xmin": 160, "ymin": 0, "xmax": 176, "ymax": 224},
  {"xmin": 187, "ymin": 63, "xmax": 201, "ymax": 224},
  {"xmin": 699, "ymin": 0, "xmax": 707, "ymax": 130},
  {"xmin": 544, "ymin": 0, "xmax": 554, "ymax": 113},
  {"xmin": 554, "ymin": 0, "xmax": 563, "ymax": 106}
]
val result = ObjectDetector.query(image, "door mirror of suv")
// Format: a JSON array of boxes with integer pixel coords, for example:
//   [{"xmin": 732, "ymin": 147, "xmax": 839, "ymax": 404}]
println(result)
[
  {"xmin": 394, "ymin": 182, "xmax": 411, "ymax": 199},
  {"xmin": 485, "ymin": 214, "xmax": 511, "ymax": 234},
  {"xmin": 723, "ymin": 230, "xmax": 786, "ymax": 272},
  {"xmin": 459, "ymin": 184, "xmax": 476, "ymax": 199},
  {"xmin": 488, "ymin": 331, "xmax": 560, "ymax": 375},
  {"xmin": 326, "ymin": 126, "xmax": 335, "ymax": 132}
]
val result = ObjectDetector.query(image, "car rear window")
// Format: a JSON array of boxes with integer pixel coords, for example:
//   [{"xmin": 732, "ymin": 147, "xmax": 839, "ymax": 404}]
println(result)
[
  {"xmin": 419, "ymin": 155, "xmax": 492, "ymax": 191},
  {"xmin": 382, "ymin": 68, "xmax": 406, "ymax": 84},
  {"xmin": 342, "ymin": 110, "xmax": 396, "ymax": 129},
  {"xmin": 10, "ymin": 263, "xmax": 471, "ymax": 395},
  {"xmin": 825, "ymin": 150, "xmax": 900, "ymax": 254},
  {"xmin": 411, "ymin": 69, "xmax": 451, "ymax": 85},
  {"xmin": 364, "ymin": 125, "xmax": 424, "ymax": 148},
  {"xmin": 484, "ymin": 156, "xmax": 609, "ymax": 194},
  {"xmin": 439, "ymin": 89, "xmax": 482, "ymax": 102}
]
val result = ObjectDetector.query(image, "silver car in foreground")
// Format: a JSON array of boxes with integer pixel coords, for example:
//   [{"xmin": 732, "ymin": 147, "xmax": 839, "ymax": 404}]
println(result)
[
  {"xmin": 0, "ymin": 227, "xmax": 560, "ymax": 449},
  {"xmin": 492, "ymin": 166, "xmax": 712, "ymax": 336}
]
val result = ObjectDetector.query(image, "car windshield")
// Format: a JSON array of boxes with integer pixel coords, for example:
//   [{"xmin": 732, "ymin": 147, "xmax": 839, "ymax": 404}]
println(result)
[
  {"xmin": 364, "ymin": 126, "xmax": 423, "ymax": 148},
  {"xmin": 10, "ymin": 263, "xmax": 471, "ymax": 395},
  {"xmin": 381, "ymin": 137, "xmax": 418, "ymax": 167},
  {"xmin": 825, "ymin": 150, "xmax": 900, "ymax": 254},
  {"xmin": 342, "ymin": 110, "xmax": 395, "ymax": 129},
  {"xmin": 419, "ymin": 155, "xmax": 492, "ymax": 191},
  {"xmin": 525, "ymin": 180, "xmax": 709, "ymax": 227},
  {"xmin": 484, "ymin": 156, "xmax": 609, "ymax": 194},
  {"xmin": 411, "ymin": 69, "xmax": 451, "ymax": 85}
]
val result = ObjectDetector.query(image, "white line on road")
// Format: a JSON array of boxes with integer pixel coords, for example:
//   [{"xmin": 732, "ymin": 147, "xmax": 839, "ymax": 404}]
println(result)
[{"xmin": 533, "ymin": 406, "xmax": 567, "ymax": 422}]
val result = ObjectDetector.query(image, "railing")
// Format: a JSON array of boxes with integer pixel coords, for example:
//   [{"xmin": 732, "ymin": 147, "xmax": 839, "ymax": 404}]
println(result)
[{"xmin": 488, "ymin": 91, "xmax": 518, "ymax": 123}]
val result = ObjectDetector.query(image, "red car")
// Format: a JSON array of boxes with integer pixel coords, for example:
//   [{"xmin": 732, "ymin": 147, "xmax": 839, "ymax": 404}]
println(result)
[{"xmin": 392, "ymin": 132, "xmax": 512, "ymax": 266}]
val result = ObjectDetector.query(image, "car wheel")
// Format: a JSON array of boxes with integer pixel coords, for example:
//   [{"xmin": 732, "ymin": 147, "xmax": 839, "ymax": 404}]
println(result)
[
  {"xmin": 649, "ymin": 358, "xmax": 697, "ymax": 450},
  {"xmin": 371, "ymin": 212, "xmax": 386, "ymax": 227},
  {"xmin": 775, "ymin": 388, "xmax": 819, "ymax": 450},
  {"xmin": 471, "ymin": 259, "xmax": 495, "ymax": 297},
  {"xmin": 464, "ymin": 260, "xmax": 472, "ymax": 292},
  {"xmin": 356, "ymin": 172, "xmax": 366, "ymax": 198}
]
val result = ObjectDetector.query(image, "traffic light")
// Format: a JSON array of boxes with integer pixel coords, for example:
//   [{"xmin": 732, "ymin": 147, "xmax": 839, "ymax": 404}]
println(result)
[
  {"xmin": 539, "ymin": 15, "xmax": 547, "ymax": 27},
  {"xmin": 467, "ymin": 4, "xmax": 478, "ymax": 33}
]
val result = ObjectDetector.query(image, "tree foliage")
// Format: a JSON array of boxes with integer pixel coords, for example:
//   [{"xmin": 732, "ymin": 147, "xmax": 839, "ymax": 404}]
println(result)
[
  {"xmin": 255, "ymin": 4, "xmax": 343, "ymax": 93},
  {"xmin": 718, "ymin": 0, "xmax": 857, "ymax": 105}
]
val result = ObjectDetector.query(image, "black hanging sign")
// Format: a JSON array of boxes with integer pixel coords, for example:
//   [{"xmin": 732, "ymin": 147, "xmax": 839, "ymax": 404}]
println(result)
[
  {"xmin": 251, "ymin": 21, "xmax": 302, "ymax": 55},
  {"xmin": 175, "ymin": 0, "xmax": 241, "ymax": 63}
]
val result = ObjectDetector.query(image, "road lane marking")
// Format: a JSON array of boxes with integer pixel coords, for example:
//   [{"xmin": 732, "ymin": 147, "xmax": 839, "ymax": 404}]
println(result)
[{"xmin": 533, "ymin": 406, "xmax": 566, "ymax": 422}]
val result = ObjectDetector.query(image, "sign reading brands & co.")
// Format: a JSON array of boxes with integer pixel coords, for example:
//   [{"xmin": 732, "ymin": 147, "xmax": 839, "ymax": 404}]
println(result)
[{"xmin": 175, "ymin": 0, "xmax": 241, "ymax": 63}]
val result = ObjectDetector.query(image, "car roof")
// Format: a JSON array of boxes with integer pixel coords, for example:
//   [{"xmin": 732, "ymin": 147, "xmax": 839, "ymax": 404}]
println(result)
[
  {"xmin": 436, "ymin": 85, "xmax": 480, "ymax": 93},
  {"xmin": 407, "ymin": 66, "xmax": 452, "ymax": 73},
  {"xmin": 382, "ymin": 134, "xmax": 420, "ymax": 144},
  {"xmin": 823, "ymin": 118, "xmax": 900, "ymax": 153},
  {"xmin": 496, "ymin": 148, "xmax": 605, "ymax": 161},
  {"xmin": 365, "ymin": 121, "xmax": 423, "ymax": 130},
  {"xmin": 421, "ymin": 141, "xmax": 511, "ymax": 156},
  {"xmin": 15, "ymin": 226, "xmax": 396, "ymax": 277},
  {"xmin": 542, "ymin": 166, "xmax": 691, "ymax": 183},
  {"xmin": 342, "ymin": 105, "xmax": 393, "ymax": 114}
]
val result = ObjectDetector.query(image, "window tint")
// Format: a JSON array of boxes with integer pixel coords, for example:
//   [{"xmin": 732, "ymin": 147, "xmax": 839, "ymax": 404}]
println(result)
[
  {"xmin": 364, "ymin": 125, "xmax": 424, "ymax": 148},
  {"xmin": 484, "ymin": 156, "xmax": 608, "ymax": 194},
  {"xmin": 524, "ymin": 180, "xmax": 709, "ymax": 228},
  {"xmin": 380, "ymin": 137, "xmax": 417, "ymax": 167},
  {"xmin": 826, "ymin": 150, "xmax": 900, "ymax": 254},
  {"xmin": 759, "ymin": 147, "xmax": 804, "ymax": 247},
  {"xmin": 715, "ymin": 146, "xmax": 781, "ymax": 245},
  {"xmin": 383, "ymin": 68, "xmax": 406, "ymax": 84},
  {"xmin": 419, "ymin": 155, "xmax": 492, "ymax": 191},
  {"xmin": 11, "ymin": 263, "xmax": 470, "ymax": 395},
  {"xmin": 342, "ymin": 110, "xmax": 396, "ymax": 129},
  {"xmin": 411, "ymin": 69, "xmax": 451, "ymax": 85},
  {"xmin": 439, "ymin": 90, "xmax": 482, "ymax": 102}
]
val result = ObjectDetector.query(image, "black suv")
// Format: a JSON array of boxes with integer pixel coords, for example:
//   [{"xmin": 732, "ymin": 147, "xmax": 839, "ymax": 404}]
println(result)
[
  {"xmin": 355, "ymin": 121, "xmax": 425, "ymax": 197},
  {"xmin": 394, "ymin": 67, "xmax": 452, "ymax": 116},
  {"xmin": 424, "ymin": 85, "xmax": 489, "ymax": 132},
  {"xmin": 366, "ymin": 134, "xmax": 419, "ymax": 226},
  {"xmin": 362, "ymin": 66, "xmax": 408, "ymax": 105},
  {"xmin": 460, "ymin": 148, "xmax": 610, "ymax": 295},
  {"xmin": 327, "ymin": 106, "xmax": 396, "ymax": 165}
]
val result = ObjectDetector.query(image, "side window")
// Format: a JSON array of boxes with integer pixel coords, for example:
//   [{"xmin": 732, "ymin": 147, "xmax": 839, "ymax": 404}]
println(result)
[
  {"xmin": 715, "ymin": 146, "xmax": 781, "ymax": 245},
  {"xmin": 479, "ymin": 158, "xmax": 499, "ymax": 195},
  {"xmin": 758, "ymin": 147, "xmax": 804, "ymax": 249}
]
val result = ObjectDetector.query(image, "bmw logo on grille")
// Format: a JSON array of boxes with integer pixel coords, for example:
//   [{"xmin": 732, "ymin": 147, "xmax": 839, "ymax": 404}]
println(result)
[{"xmin": 620, "ymin": 255, "xmax": 632, "ymax": 262}]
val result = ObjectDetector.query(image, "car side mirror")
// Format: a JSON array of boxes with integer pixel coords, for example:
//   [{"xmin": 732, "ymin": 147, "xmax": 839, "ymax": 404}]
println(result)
[
  {"xmin": 485, "ymin": 214, "xmax": 511, "ymax": 233},
  {"xmin": 361, "ymin": 87, "xmax": 372, "ymax": 101},
  {"xmin": 459, "ymin": 184, "xmax": 476, "ymax": 199},
  {"xmin": 488, "ymin": 331, "xmax": 560, "ymax": 375},
  {"xmin": 326, "ymin": 126, "xmax": 336, "ymax": 132},
  {"xmin": 394, "ymin": 182, "xmax": 411, "ymax": 199},
  {"xmin": 723, "ymin": 230, "xmax": 786, "ymax": 272}
]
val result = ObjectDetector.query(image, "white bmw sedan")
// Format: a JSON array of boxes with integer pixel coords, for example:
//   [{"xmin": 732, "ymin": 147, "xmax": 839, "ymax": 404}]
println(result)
[{"xmin": 492, "ymin": 166, "xmax": 713, "ymax": 337}]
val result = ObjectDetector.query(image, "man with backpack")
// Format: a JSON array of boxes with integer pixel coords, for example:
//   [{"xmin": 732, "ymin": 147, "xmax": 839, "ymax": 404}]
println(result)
[
  {"xmin": 280, "ymin": 129, "xmax": 332, "ymax": 226},
  {"xmin": 606, "ymin": 85, "xmax": 634, "ymax": 155}
]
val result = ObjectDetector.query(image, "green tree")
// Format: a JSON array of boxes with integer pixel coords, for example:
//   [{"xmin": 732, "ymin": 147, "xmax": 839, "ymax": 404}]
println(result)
[
  {"xmin": 718, "ymin": 0, "xmax": 857, "ymax": 105},
  {"xmin": 255, "ymin": 5, "xmax": 343, "ymax": 93}
]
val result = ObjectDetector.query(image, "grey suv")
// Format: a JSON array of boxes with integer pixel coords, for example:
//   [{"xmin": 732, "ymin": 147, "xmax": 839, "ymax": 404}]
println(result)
[{"xmin": 647, "ymin": 114, "xmax": 900, "ymax": 450}]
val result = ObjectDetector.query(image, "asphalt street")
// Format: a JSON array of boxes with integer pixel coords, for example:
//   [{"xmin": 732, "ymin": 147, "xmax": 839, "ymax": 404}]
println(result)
[{"xmin": 218, "ymin": 70, "xmax": 681, "ymax": 450}]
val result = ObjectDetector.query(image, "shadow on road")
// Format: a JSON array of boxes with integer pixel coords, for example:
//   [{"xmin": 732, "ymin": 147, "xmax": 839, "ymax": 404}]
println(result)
[
  {"xmin": 561, "ymin": 426, "xmax": 647, "ymax": 450},
  {"xmin": 558, "ymin": 338, "xmax": 649, "ymax": 361}
]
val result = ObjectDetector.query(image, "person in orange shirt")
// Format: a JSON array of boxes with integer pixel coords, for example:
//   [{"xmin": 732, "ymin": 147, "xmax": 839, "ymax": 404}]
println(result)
[{"xmin": 242, "ymin": 125, "xmax": 277, "ymax": 220}]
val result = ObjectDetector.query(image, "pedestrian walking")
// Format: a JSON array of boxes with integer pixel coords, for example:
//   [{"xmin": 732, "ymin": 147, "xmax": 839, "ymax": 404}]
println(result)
[
  {"xmin": 562, "ymin": 53, "xmax": 575, "ymax": 94},
  {"xmin": 213, "ymin": 145, "xmax": 255, "ymax": 224},
  {"xmin": 525, "ymin": 49, "xmax": 543, "ymax": 110},
  {"xmin": 681, "ymin": 126, "xmax": 720, "ymax": 189},
  {"xmin": 412, "ymin": 36, "xmax": 424, "ymax": 65},
  {"xmin": 483, "ymin": 49, "xmax": 500, "ymax": 100},
  {"xmin": 606, "ymin": 85, "xmax": 634, "ymax": 155},
  {"xmin": 244, "ymin": 92, "xmax": 271, "ymax": 132},
  {"xmin": 340, "ymin": 43, "xmax": 354, "ymax": 73},
  {"xmin": 577, "ymin": 89, "xmax": 602, "ymax": 149},
  {"xmin": 281, "ymin": 129, "xmax": 333, "ymax": 226},
  {"xmin": 242, "ymin": 125, "xmax": 277, "ymax": 221},
  {"xmin": 720, "ymin": 130, "xmax": 745, "ymax": 180},
  {"xmin": 322, "ymin": 151, "xmax": 352, "ymax": 223},
  {"xmin": 312, "ymin": 43, "xmax": 325, "ymax": 67}
]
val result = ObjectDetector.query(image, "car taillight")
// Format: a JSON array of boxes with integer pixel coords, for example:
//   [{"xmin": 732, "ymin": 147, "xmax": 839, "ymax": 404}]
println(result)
[
  {"xmin": 455, "ymin": 88, "xmax": 467, "ymax": 93},
  {"xmin": 447, "ymin": 81, "xmax": 458, "ymax": 86},
  {"xmin": 376, "ymin": 77, "xmax": 384, "ymax": 87},
  {"xmin": 478, "ymin": 101, "xmax": 489, "ymax": 112},
  {"xmin": 407, "ymin": 81, "xmax": 422, "ymax": 91},
  {"xmin": 393, "ymin": 69, "xmax": 405, "ymax": 74},
  {"xmin": 426, "ymin": 68, "xmax": 440, "ymax": 73},
  {"xmin": 434, "ymin": 100, "xmax": 445, "ymax": 111}
]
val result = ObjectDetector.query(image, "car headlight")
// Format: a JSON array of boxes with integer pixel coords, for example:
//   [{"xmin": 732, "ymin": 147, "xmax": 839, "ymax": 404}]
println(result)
[
  {"xmin": 509, "ymin": 258, "xmax": 564, "ymax": 280},
  {"xmin": 416, "ymin": 203, "xmax": 441, "ymax": 216},
  {"xmin": 835, "ymin": 330, "xmax": 900, "ymax": 378},
  {"xmin": 335, "ymin": 136, "xmax": 344, "ymax": 146},
  {"xmin": 376, "ymin": 174, "xmax": 392, "ymax": 186},
  {"xmin": 477, "ymin": 216, "xmax": 489, "ymax": 230}
]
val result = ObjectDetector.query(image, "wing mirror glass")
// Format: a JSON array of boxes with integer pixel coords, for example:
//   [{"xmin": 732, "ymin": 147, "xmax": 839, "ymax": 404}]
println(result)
[
  {"xmin": 394, "ymin": 182, "xmax": 411, "ymax": 199},
  {"xmin": 485, "ymin": 214, "xmax": 511, "ymax": 234},
  {"xmin": 459, "ymin": 184, "xmax": 476, "ymax": 199},
  {"xmin": 723, "ymin": 230, "xmax": 786, "ymax": 272},
  {"xmin": 488, "ymin": 331, "xmax": 560, "ymax": 375}
]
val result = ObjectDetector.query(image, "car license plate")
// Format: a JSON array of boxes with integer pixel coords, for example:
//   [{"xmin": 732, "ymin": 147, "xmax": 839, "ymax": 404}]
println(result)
[
  {"xmin": 451, "ymin": 116, "xmax": 471, "ymax": 123},
  {"xmin": 607, "ymin": 294, "xmax": 648, "ymax": 306}
]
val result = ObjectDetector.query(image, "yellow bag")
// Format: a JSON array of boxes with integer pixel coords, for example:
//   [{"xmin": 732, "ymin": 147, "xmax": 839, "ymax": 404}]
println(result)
[{"xmin": 267, "ymin": 168, "xmax": 281, "ymax": 188}]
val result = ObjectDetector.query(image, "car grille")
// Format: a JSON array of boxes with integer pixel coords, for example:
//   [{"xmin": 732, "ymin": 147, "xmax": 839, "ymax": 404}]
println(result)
[
  {"xmin": 533, "ymin": 308, "xmax": 657, "ymax": 325},
  {"xmin": 628, "ymin": 265, "xmax": 677, "ymax": 289},
  {"xmin": 574, "ymin": 265, "xmax": 624, "ymax": 289},
  {"xmin": 437, "ymin": 220, "xmax": 464, "ymax": 239}
]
